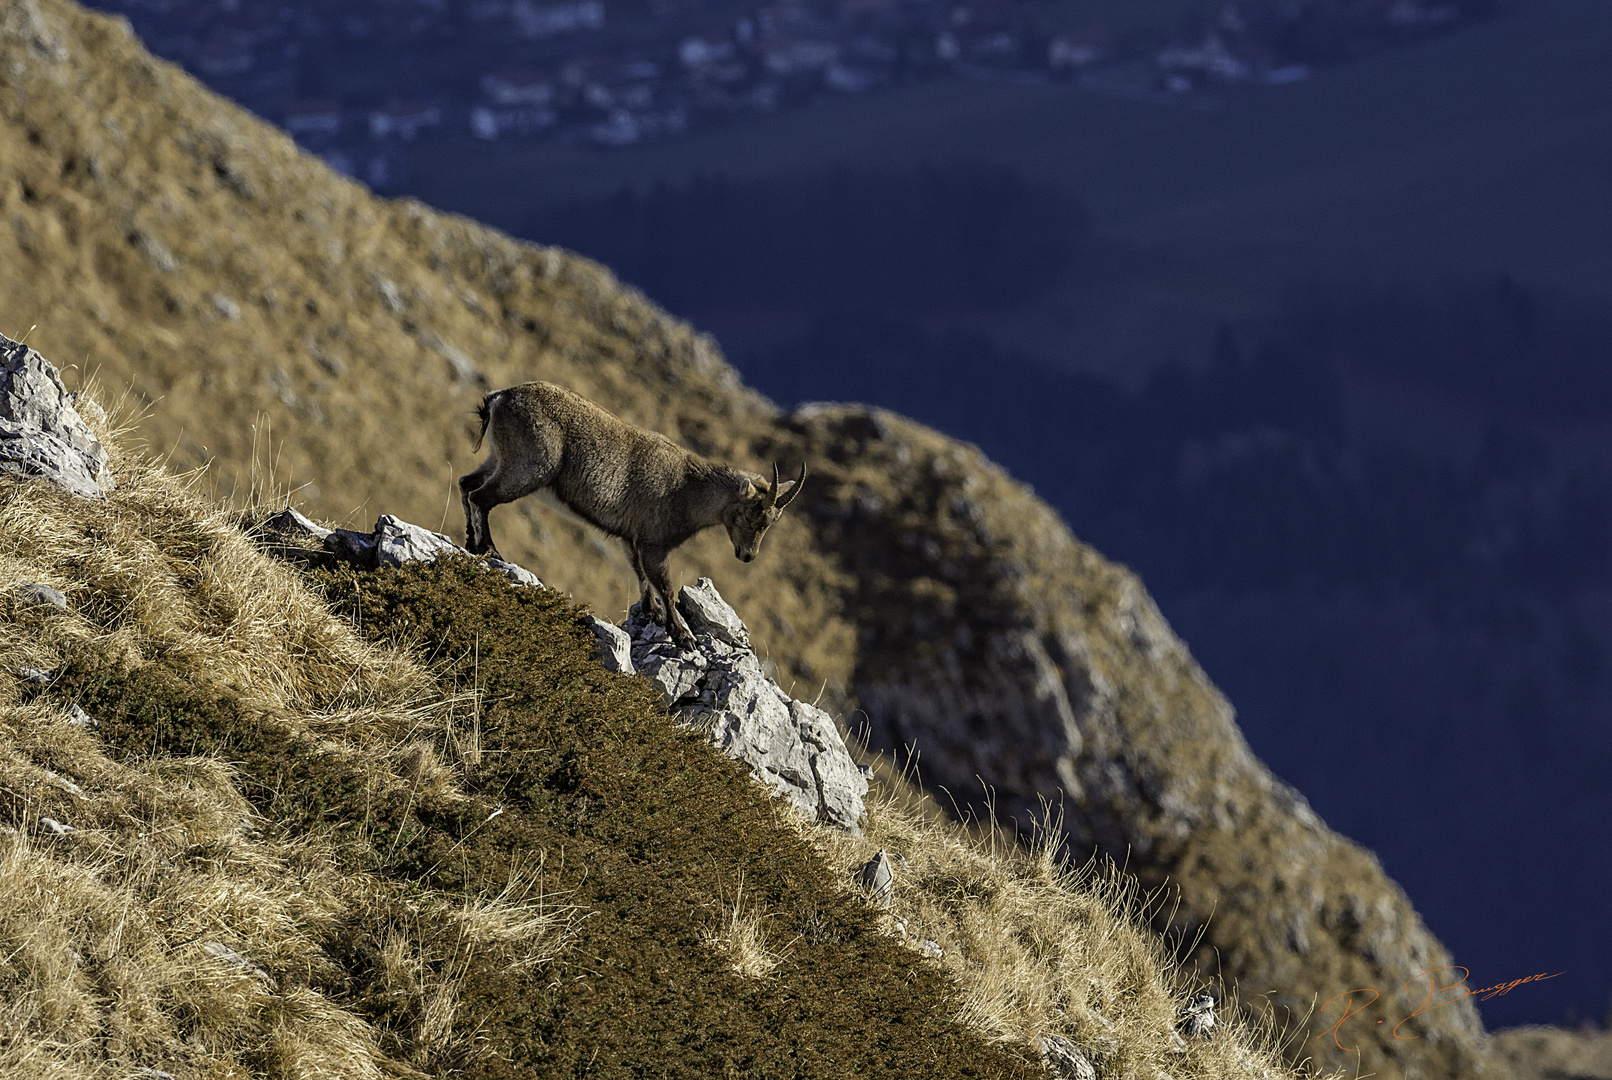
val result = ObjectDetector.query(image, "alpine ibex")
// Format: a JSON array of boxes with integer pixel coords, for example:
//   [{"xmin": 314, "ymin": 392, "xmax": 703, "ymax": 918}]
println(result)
[{"xmin": 459, "ymin": 381, "xmax": 805, "ymax": 648}]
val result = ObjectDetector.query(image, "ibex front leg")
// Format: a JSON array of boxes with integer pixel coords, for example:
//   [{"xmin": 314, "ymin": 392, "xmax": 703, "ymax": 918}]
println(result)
[
  {"xmin": 638, "ymin": 543, "xmax": 694, "ymax": 650},
  {"xmin": 627, "ymin": 541, "xmax": 664, "ymax": 625}
]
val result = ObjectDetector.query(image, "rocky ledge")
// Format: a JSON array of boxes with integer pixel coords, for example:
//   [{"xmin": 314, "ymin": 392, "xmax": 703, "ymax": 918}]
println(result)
[{"xmin": 585, "ymin": 579, "xmax": 869, "ymax": 835}]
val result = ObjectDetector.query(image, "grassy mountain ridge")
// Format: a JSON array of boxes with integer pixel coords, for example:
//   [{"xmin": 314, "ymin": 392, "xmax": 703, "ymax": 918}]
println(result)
[
  {"xmin": 0, "ymin": 2, "xmax": 1507, "ymax": 1076},
  {"xmin": 8, "ymin": 415, "xmax": 1250, "ymax": 1077}
]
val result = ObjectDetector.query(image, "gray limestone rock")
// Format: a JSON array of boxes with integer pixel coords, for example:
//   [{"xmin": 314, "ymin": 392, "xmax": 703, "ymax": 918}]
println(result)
[
  {"xmin": 678, "ymin": 578, "xmax": 751, "ymax": 648},
  {"xmin": 202, "ymin": 941, "xmax": 276, "ymax": 989},
  {"xmin": 635, "ymin": 646, "xmax": 706, "ymax": 705},
  {"xmin": 259, "ymin": 506, "xmax": 333, "ymax": 547},
  {"xmin": 0, "ymin": 334, "xmax": 111, "ymax": 498},
  {"xmin": 855, "ymin": 849, "xmax": 894, "ymax": 906},
  {"xmin": 66, "ymin": 704, "xmax": 98, "ymax": 729},
  {"xmin": 16, "ymin": 583, "xmax": 66, "ymax": 610},
  {"xmin": 1177, "ymin": 994, "xmax": 1217, "ymax": 1039},
  {"xmin": 261, "ymin": 506, "xmax": 331, "ymax": 542},
  {"xmin": 317, "ymin": 514, "xmax": 545, "ymax": 587},
  {"xmin": 583, "ymin": 614, "xmax": 634, "ymax": 674},
  {"xmin": 485, "ymin": 555, "xmax": 542, "ymax": 587},
  {"xmin": 621, "ymin": 579, "xmax": 867, "ymax": 834},
  {"xmin": 374, "ymin": 514, "xmax": 460, "ymax": 568},
  {"xmin": 323, "ymin": 528, "xmax": 378, "ymax": 567}
]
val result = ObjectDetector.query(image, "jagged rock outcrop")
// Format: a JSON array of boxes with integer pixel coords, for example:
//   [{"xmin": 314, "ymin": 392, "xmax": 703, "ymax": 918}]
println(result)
[
  {"xmin": 256, "ymin": 507, "xmax": 541, "ymax": 587},
  {"xmin": 0, "ymin": 332, "xmax": 110, "ymax": 498},
  {"xmin": 614, "ymin": 578, "xmax": 868, "ymax": 835}
]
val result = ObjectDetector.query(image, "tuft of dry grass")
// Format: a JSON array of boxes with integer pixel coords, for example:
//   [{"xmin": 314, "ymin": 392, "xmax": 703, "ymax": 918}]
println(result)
[
  {"xmin": 701, "ymin": 878, "xmax": 792, "ymax": 980},
  {"xmin": 794, "ymin": 778, "xmax": 1339, "ymax": 1080}
]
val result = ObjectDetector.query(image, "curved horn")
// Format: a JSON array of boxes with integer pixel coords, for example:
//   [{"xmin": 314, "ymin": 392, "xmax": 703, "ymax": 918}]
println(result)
[
  {"xmin": 774, "ymin": 462, "xmax": 807, "ymax": 511},
  {"xmin": 766, "ymin": 462, "xmax": 782, "ymax": 509}
]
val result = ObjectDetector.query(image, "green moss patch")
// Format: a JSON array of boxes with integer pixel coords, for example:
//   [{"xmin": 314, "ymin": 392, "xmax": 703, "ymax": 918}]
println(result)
[{"xmin": 58, "ymin": 556, "xmax": 1038, "ymax": 1079}]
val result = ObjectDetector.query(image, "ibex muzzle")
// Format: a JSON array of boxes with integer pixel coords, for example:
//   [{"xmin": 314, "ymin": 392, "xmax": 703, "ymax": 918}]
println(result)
[{"xmin": 458, "ymin": 382, "xmax": 804, "ymax": 648}]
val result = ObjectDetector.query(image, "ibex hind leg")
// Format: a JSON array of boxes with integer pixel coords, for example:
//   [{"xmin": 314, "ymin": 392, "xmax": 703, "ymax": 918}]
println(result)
[
  {"xmin": 458, "ymin": 464, "xmax": 496, "ymax": 555},
  {"xmin": 463, "ymin": 466, "xmax": 555, "ymax": 557}
]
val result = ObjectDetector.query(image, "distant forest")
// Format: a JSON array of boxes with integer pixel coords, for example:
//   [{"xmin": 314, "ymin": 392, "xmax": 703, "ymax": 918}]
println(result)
[
  {"xmin": 525, "ymin": 161, "xmax": 1088, "ymax": 312},
  {"xmin": 526, "ymin": 166, "xmax": 1612, "ymax": 1029}
]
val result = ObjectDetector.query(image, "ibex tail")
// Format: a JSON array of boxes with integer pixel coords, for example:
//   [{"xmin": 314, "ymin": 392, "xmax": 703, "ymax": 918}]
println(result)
[{"xmin": 470, "ymin": 392, "xmax": 499, "ymax": 452}]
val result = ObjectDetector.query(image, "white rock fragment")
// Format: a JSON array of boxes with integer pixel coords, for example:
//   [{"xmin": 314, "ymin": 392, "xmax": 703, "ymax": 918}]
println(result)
[
  {"xmin": 1177, "ymin": 993, "xmax": 1217, "ymax": 1039},
  {"xmin": 373, "ymin": 514, "xmax": 461, "ymax": 568},
  {"xmin": 485, "ymin": 555, "xmax": 542, "ymax": 587},
  {"xmin": 582, "ymin": 614, "xmax": 634, "ymax": 674},
  {"xmin": 259, "ymin": 506, "xmax": 332, "ymax": 544},
  {"xmin": 678, "ymin": 579, "xmax": 751, "ymax": 648},
  {"xmin": 855, "ymin": 849, "xmax": 895, "ymax": 905},
  {"xmin": 202, "ymin": 941, "xmax": 277, "ymax": 989},
  {"xmin": 39, "ymin": 817, "xmax": 74, "ymax": 835},
  {"xmin": 16, "ymin": 583, "xmax": 67, "ymax": 610},
  {"xmin": 253, "ymin": 507, "xmax": 545, "ymax": 590}
]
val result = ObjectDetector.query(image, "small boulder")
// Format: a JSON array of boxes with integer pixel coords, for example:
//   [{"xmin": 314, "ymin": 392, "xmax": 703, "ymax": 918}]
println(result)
[
  {"xmin": 678, "ymin": 578, "xmax": 750, "ymax": 648},
  {"xmin": 323, "ymin": 528, "xmax": 378, "ymax": 567},
  {"xmin": 258, "ymin": 506, "xmax": 332, "ymax": 544},
  {"xmin": 15, "ymin": 583, "xmax": 67, "ymax": 611},
  {"xmin": 66, "ymin": 704, "xmax": 99, "ymax": 730},
  {"xmin": 582, "ymin": 614, "xmax": 634, "ymax": 674},
  {"xmin": 1177, "ymin": 994, "xmax": 1217, "ymax": 1039},
  {"xmin": 486, "ymin": 555, "xmax": 542, "ymax": 587},
  {"xmin": 250, "ymin": 507, "xmax": 335, "ymax": 566},
  {"xmin": 0, "ymin": 335, "xmax": 112, "ymax": 498},
  {"xmin": 635, "ymin": 646, "xmax": 707, "ymax": 704},
  {"xmin": 855, "ymin": 849, "xmax": 894, "ymax": 906},
  {"xmin": 310, "ymin": 513, "xmax": 543, "ymax": 586},
  {"xmin": 374, "ymin": 514, "xmax": 461, "ymax": 568},
  {"xmin": 201, "ymin": 941, "xmax": 276, "ymax": 989}
]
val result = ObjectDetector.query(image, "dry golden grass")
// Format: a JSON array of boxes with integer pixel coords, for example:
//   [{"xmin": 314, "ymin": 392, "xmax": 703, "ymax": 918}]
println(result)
[
  {"xmin": 0, "ymin": 405, "xmax": 581, "ymax": 1079},
  {"xmin": 792, "ymin": 778, "xmax": 1339, "ymax": 1080}
]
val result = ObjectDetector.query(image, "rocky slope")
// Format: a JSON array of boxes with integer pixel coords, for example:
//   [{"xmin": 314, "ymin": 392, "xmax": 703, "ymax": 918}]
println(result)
[{"xmin": 0, "ymin": 2, "xmax": 1503, "ymax": 1076}]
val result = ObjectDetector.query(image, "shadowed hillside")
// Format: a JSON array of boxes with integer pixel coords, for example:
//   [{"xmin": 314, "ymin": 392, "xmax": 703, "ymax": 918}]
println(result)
[{"xmin": 0, "ymin": 2, "xmax": 1514, "ymax": 1077}]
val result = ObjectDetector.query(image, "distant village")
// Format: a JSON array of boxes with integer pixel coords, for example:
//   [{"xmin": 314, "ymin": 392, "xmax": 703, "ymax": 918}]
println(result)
[{"xmin": 87, "ymin": 0, "xmax": 1491, "ymax": 185}]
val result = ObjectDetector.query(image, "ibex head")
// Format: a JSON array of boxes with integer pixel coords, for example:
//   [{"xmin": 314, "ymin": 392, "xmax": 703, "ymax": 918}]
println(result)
[{"xmin": 726, "ymin": 463, "xmax": 806, "ymax": 563}]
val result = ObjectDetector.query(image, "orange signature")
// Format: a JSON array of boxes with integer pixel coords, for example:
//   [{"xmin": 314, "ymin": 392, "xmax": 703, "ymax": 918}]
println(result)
[{"xmin": 1314, "ymin": 966, "xmax": 1565, "ymax": 1051}]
